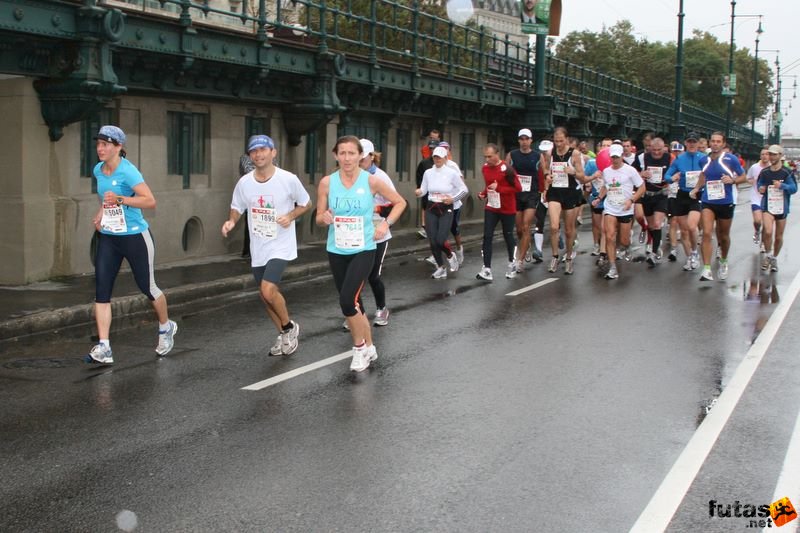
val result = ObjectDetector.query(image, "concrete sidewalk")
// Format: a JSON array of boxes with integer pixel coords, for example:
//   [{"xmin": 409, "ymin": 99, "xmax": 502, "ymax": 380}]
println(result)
[{"xmin": 0, "ymin": 224, "xmax": 486, "ymax": 341}]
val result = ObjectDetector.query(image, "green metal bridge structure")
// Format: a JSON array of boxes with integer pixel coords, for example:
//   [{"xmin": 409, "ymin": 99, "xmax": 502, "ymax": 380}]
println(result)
[{"xmin": 0, "ymin": 0, "xmax": 763, "ymax": 152}]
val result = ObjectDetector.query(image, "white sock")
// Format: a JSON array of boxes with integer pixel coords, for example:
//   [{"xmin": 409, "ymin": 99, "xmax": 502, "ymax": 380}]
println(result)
[
  {"xmin": 534, "ymin": 233, "xmax": 544, "ymax": 252},
  {"xmin": 159, "ymin": 321, "xmax": 169, "ymax": 331},
  {"xmin": 99, "ymin": 339, "xmax": 110, "ymax": 348}
]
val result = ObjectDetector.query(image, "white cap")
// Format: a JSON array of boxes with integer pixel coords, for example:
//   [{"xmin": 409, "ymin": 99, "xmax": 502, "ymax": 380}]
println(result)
[
  {"xmin": 432, "ymin": 146, "xmax": 448, "ymax": 159},
  {"xmin": 359, "ymin": 139, "xmax": 375, "ymax": 160},
  {"xmin": 518, "ymin": 128, "xmax": 533, "ymax": 138},
  {"xmin": 609, "ymin": 144, "xmax": 624, "ymax": 158},
  {"xmin": 538, "ymin": 140, "xmax": 554, "ymax": 152}
]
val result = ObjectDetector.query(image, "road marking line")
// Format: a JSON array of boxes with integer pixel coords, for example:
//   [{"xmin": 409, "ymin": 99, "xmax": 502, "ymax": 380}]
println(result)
[
  {"xmin": 764, "ymin": 404, "xmax": 800, "ymax": 533},
  {"xmin": 630, "ymin": 268, "xmax": 800, "ymax": 532},
  {"xmin": 242, "ymin": 351, "xmax": 352, "ymax": 391},
  {"xmin": 505, "ymin": 277, "xmax": 558, "ymax": 297}
]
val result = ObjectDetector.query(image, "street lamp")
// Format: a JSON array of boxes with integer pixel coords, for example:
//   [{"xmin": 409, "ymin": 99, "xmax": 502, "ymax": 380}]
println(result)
[
  {"xmin": 724, "ymin": 0, "xmax": 736, "ymax": 140},
  {"xmin": 672, "ymin": 0, "xmax": 685, "ymax": 137},
  {"xmin": 749, "ymin": 17, "xmax": 763, "ymax": 143}
]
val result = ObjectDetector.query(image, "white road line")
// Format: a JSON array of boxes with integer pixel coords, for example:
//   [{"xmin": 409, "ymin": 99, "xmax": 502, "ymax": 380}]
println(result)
[
  {"xmin": 505, "ymin": 277, "xmax": 559, "ymax": 296},
  {"xmin": 242, "ymin": 351, "xmax": 352, "ymax": 391},
  {"xmin": 631, "ymin": 268, "xmax": 800, "ymax": 533},
  {"xmin": 764, "ymin": 406, "xmax": 800, "ymax": 533}
]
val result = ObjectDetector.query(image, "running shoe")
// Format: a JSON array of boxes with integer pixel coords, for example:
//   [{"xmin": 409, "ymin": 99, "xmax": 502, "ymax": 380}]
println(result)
[
  {"xmin": 269, "ymin": 334, "xmax": 283, "ymax": 356},
  {"xmin": 425, "ymin": 255, "xmax": 437, "ymax": 266},
  {"xmin": 564, "ymin": 258, "xmax": 574, "ymax": 275},
  {"xmin": 86, "ymin": 344, "xmax": 114, "ymax": 364},
  {"xmin": 155, "ymin": 320, "xmax": 178, "ymax": 356},
  {"xmin": 373, "ymin": 308, "xmax": 390, "ymax": 326},
  {"xmin": 531, "ymin": 249, "xmax": 543, "ymax": 263},
  {"xmin": 639, "ymin": 229, "xmax": 647, "ymax": 244},
  {"xmin": 591, "ymin": 243, "xmax": 601, "ymax": 256},
  {"xmin": 447, "ymin": 252, "xmax": 459, "ymax": 272},
  {"xmin": 456, "ymin": 246, "xmax": 465, "ymax": 265},
  {"xmin": 365, "ymin": 345, "xmax": 378, "ymax": 365},
  {"xmin": 760, "ymin": 242, "xmax": 766, "ymax": 254},
  {"xmin": 416, "ymin": 227, "xmax": 427, "ymax": 239},
  {"xmin": 761, "ymin": 255, "xmax": 771, "ymax": 271},
  {"xmin": 718, "ymin": 261, "xmax": 729, "ymax": 281},
  {"xmin": 561, "ymin": 250, "xmax": 577, "ymax": 263},
  {"xmin": 548, "ymin": 257, "xmax": 559, "ymax": 273},
  {"xmin": 604, "ymin": 265, "xmax": 619, "ymax": 280},
  {"xmin": 280, "ymin": 320, "xmax": 300, "ymax": 355},
  {"xmin": 595, "ymin": 254, "xmax": 608, "ymax": 268},
  {"xmin": 350, "ymin": 345, "xmax": 372, "ymax": 372},
  {"xmin": 668, "ymin": 248, "xmax": 678, "ymax": 262},
  {"xmin": 342, "ymin": 320, "xmax": 350, "ymax": 331},
  {"xmin": 770, "ymin": 256, "xmax": 778, "ymax": 272},
  {"xmin": 682, "ymin": 258, "xmax": 694, "ymax": 271},
  {"xmin": 432, "ymin": 266, "xmax": 447, "ymax": 279},
  {"xmin": 690, "ymin": 251, "xmax": 699, "ymax": 270},
  {"xmin": 699, "ymin": 267, "xmax": 714, "ymax": 282},
  {"xmin": 524, "ymin": 249, "xmax": 533, "ymax": 263},
  {"xmin": 514, "ymin": 260, "xmax": 525, "ymax": 273},
  {"xmin": 753, "ymin": 230, "xmax": 760, "ymax": 245},
  {"xmin": 505, "ymin": 261, "xmax": 517, "ymax": 279},
  {"xmin": 476, "ymin": 266, "xmax": 493, "ymax": 281},
  {"xmin": 646, "ymin": 253, "xmax": 658, "ymax": 267}
]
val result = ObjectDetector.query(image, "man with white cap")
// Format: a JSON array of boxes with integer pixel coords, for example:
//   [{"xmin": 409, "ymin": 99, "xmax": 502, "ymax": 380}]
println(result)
[
  {"xmin": 506, "ymin": 128, "xmax": 540, "ymax": 273},
  {"xmin": 599, "ymin": 143, "xmax": 645, "ymax": 279},
  {"xmin": 222, "ymin": 134, "xmax": 312, "ymax": 356},
  {"xmin": 757, "ymin": 144, "xmax": 798, "ymax": 272}
]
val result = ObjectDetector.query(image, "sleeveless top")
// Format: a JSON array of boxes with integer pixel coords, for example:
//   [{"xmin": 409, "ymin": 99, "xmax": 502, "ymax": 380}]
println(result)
[
  {"xmin": 326, "ymin": 169, "xmax": 376, "ymax": 254},
  {"xmin": 551, "ymin": 147, "xmax": 578, "ymax": 189}
]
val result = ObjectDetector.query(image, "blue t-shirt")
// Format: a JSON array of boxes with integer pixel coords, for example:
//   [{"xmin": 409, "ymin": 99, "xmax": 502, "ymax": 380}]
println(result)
[
  {"xmin": 698, "ymin": 152, "xmax": 744, "ymax": 205},
  {"xmin": 665, "ymin": 151, "xmax": 704, "ymax": 192},
  {"xmin": 326, "ymin": 169, "xmax": 376, "ymax": 255},
  {"xmin": 94, "ymin": 158, "xmax": 149, "ymax": 235}
]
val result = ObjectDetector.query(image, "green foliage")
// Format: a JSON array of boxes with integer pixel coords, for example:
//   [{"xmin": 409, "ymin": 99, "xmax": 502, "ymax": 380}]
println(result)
[{"xmin": 554, "ymin": 23, "xmax": 774, "ymax": 124}]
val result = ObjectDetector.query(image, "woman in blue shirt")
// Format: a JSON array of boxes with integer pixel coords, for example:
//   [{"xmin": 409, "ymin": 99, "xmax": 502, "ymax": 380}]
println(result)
[
  {"xmin": 316, "ymin": 136, "xmax": 406, "ymax": 372},
  {"xmin": 86, "ymin": 125, "xmax": 177, "ymax": 365}
]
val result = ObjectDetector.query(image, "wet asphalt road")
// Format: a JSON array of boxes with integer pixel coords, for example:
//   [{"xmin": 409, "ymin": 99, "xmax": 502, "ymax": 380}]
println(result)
[{"xmin": 1, "ymin": 204, "xmax": 799, "ymax": 532}]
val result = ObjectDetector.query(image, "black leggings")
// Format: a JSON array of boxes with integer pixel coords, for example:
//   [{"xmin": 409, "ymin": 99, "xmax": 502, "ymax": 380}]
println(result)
[
  {"xmin": 482, "ymin": 211, "xmax": 517, "ymax": 268},
  {"xmin": 425, "ymin": 209, "xmax": 454, "ymax": 267},
  {"xmin": 328, "ymin": 250, "xmax": 376, "ymax": 317},
  {"xmin": 365, "ymin": 240, "xmax": 389, "ymax": 311}
]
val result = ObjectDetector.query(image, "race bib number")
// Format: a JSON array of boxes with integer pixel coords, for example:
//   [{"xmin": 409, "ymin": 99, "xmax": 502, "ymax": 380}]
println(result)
[
  {"xmin": 100, "ymin": 203, "xmax": 127, "ymax": 233},
  {"xmin": 685, "ymin": 171, "xmax": 701, "ymax": 188},
  {"xmin": 647, "ymin": 166, "xmax": 663, "ymax": 185},
  {"xmin": 668, "ymin": 182, "xmax": 679, "ymax": 198},
  {"xmin": 333, "ymin": 215, "xmax": 365, "ymax": 249},
  {"xmin": 606, "ymin": 185, "xmax": 625, "ymax": 206},
  {"xmin": 428, "ymin": 192, "xmax": 447, "ymax": 204},
  {"xmin": 551, "ymin": 162, "xmax": 569, "ymax": 188},
  {"xmin": 518, "ymin": 175, "xmax": 532, "ymax": 192},
  {"xmin": 706, "ymin": 180, "xmax": 725, "ymax": 201},
  {"xmin": 487, "ymin": 190, "xmax": 501, "ymax": 209},
  {"xmin": 767, "ymin": 185, "xmax": 784, "ymax": 215},
  {"xmin": 251, "ymin": 207, "xmax": 277, "ymax": 240}
]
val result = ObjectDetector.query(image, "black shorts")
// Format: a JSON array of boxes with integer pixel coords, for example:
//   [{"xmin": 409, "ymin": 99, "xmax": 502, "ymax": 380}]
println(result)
[
  {"xmin": 641, "ymin": 192, "xmax": 668, "ymax": 216},
  {"xmin": 591, "ymin": 206, "xmax": 604, "ymax": 215},
  {"xmin": 546, "ymin": 187, "xmax": 582, "ymax": 210},
  {"xmin": 516, "ymin": 192, "xmax": 538, "ymax": 212},
  {"xmin": 764, "ymin": 211, "xmax": 788, "ymax": 221},
  {"xmin": 252, "ymin": 258, "xmax": 288, "ymax": 285},
  {"xmin": 702, "ymin": 203, "xmax": 735, "ymax": 220},
  {"xmin": 672, "ymin": 190, "xmax": 701, "ymax": 217},
  {"xmin": 420, "ymin": 195, "xmax": 428, "ymax": 210},
  {"xmin": 450, "ymin": 208, "xmax": 462, "ymax": 235},
  {"xmin": 606, "ymin": 214, "xmax": 634, "ymax": 224}
]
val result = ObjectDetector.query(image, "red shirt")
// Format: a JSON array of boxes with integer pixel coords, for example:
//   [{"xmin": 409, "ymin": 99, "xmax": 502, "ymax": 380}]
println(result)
[{"xmin": 481, "ymin": 161, "xmax": 521, "ymax": 214}]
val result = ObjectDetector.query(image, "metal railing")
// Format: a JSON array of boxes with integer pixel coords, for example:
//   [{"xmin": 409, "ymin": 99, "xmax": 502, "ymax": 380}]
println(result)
[{"xmin": 94, "ymin": 0, "xmax": 759, "ymax": 141}]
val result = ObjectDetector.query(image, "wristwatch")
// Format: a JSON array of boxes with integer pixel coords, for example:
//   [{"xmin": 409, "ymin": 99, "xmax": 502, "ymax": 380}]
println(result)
[{"xmin": 116, "ymin": 196, "xmax": 125, "ymax": 205}]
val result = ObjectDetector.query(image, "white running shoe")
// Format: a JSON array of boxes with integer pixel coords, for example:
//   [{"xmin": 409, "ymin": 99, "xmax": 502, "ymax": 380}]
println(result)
[
  {"xmin": 524, "ymin": 249, "xmax": 533, "ymax": 262},
  {"xmin": 690, "ymin": 251, "xmax": 699, "ymax": 270},
  {"xmin": 718, "ymin": 262, "xmax": 729, "ymax": 281},
  {"xmin": 280, "ymin": 320, "xmax": 300, "ymax": 355},
  {"xmin": 416, "ymin": 228, "xmax": 427, "ymax": 239},
  {"xmin": 591, "ymin": 243, "xmax": 601, "ymax": 256},
  {"xmin": 373, "ymin": 307, "xmax": 390, "ymax": 326},
  {"xmin": 432, "ymin": 266, "xmax": 448, "ymax": 279},
  {"xmin": 365, "ymin": 345, "xmax": 378, "ymax": 365},
  {"xmin": 155, "ymin": 320, "xmax": 178, "ymax": 356},
  {"xmin": 505, "ymin": 261, "xmax": 517, "ymax": 279},
  {"xmin": 342, "ymin": 319, "xmax": 350, "ymax": 331},
  {"xmin": 425, "ymin": 255, "xmax": 437, "ymax": 266},
  {"xmin": 548, "ymin": 257, "xmax": 559, "ymax": 273},
  {"xmin": 668, "ymin": 248, "xmax": 678, "ymax": 262},
  {"xmin": 456, "ymin": 246, "xmax": 465, "ymax": 265},
  {"xmin": 604, "ymin": 265, "xmax": 619, "ymax": 280},
  {"xmin": 761, "ymin": 255, "xmax": 771, "ymax": 271},
  {"xmin": 514, "ymin": 260, "xmax": 524, "ymax": 273},
  {"xmin": 770, "ymin": 256, "xmax": 778, "ymax": 272},
  {"xmin": 564, "ymin": 258, "xmax": 574, "ymax": 275},
  {"xmin": 476, "ymin": 266, "xmax": 493, "ymax": 281},
  {"xmin": 350, "ymin": 345, "xmax": 370, "ymax": 372},
  {"xmin": 699, "ymin": 267, "xmax": 714, "ymax": 282},
  {"xmin": 86, "ymin": 344, "xmax": 114, "ymax": 364},
  {"xmin": 447, "ymin": 252, "xmax": 459, "ymax": 272},
  {"xmin": 269, "ymin": 334, "xmax": 283, "ymax": 356},
  {"xmin": 682, "ymin": 258, "xmax": 694, "ymax": 271}
]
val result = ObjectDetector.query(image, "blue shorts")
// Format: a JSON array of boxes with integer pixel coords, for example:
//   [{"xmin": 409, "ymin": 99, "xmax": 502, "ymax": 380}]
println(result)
[{"xmin": 751, "ymin": 204, "xmax": 762, "ymax": 212}]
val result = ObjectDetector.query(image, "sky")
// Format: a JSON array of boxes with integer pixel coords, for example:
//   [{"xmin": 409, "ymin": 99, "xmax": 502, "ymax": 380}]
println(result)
[{"xmin": 555, "ymin": 0, "xmax": 799, "ymax": 138}]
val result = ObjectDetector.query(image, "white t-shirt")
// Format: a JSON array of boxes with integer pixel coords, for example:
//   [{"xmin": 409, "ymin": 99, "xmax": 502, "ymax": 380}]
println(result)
[
  {"xmin": 747, "ymin": 162, "xmax": 767, "ymax": 206},
  {"xmin": 231, "ymin": 167, "xmax": 311, "ymax": 267},
  {"xmin": 421, "ymin": 164, "xmax": 468, "ymax": 208},
  {"xmin": 602, "ymin": 163, "xmax": 643, "ymax": 217},
  {"xmin": 371, "ymin": 167, "xmax": 396, "ymax": 244},
  {"xmin": 445, "ymin": 159, "xmax": 468, "ymax": 210}
]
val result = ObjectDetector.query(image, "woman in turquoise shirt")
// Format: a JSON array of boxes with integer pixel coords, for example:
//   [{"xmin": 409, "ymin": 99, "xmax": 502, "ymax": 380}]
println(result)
[{"xmin": 316, "ymin": 136, "xmax": 406, "ymax": 372}]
